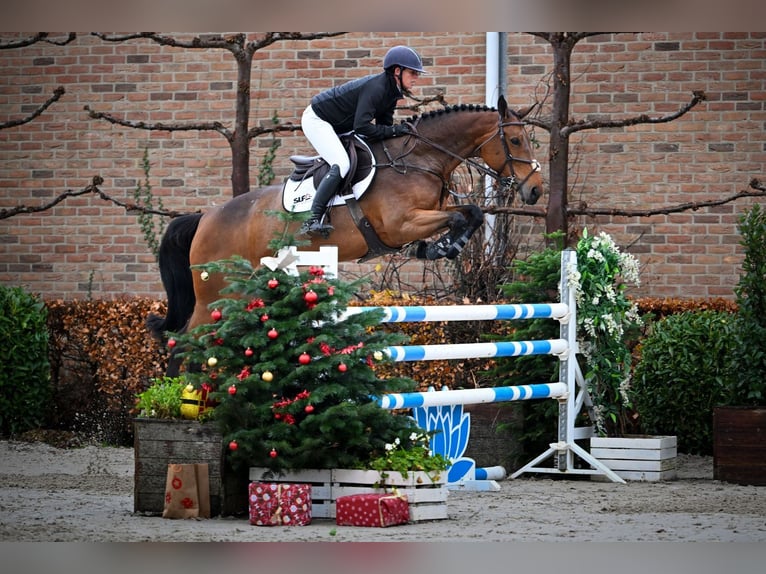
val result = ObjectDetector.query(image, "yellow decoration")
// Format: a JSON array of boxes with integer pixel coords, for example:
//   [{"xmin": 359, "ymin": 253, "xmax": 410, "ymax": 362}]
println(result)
[
  {"xmin": 262, "ymin": 371, "xmax": 273, "ymax": 382},
  {"xmin": 373, "ymin": 351, "xmax": 383, "ymax": 361},
  {"xmin": 180, "ymin": 386, "xmax": 206, "ymax": 419},
  {"xmin": 207, "ymin": 356, "xmax": 218, "ymax": 367},
  {"xmin": 200, "ymin": 271, "xmax": 209, "ymax": 281}
]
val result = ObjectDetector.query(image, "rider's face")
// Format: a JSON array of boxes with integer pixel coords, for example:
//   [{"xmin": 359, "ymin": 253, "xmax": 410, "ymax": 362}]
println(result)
[{"xmin": 398, "ymin": 68, "xmax": 420, "ymax": 92}]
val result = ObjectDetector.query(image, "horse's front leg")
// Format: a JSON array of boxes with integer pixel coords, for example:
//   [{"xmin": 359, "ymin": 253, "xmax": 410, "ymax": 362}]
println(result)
[{"xmin": 408, "ymin": 205, "xmax": 484, "ymax": 261}]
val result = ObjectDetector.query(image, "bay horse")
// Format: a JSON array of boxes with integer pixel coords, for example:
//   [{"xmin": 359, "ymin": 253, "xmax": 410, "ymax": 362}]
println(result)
[{"xmin": 148, "ymin": 96, "xmax": 543, "ymax": 375}]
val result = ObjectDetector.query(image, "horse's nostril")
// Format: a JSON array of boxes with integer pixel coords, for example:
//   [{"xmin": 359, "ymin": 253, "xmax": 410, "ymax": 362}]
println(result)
[{"xmin": 526, "ymin": 187, "xmax": 540, "ymax": 205}]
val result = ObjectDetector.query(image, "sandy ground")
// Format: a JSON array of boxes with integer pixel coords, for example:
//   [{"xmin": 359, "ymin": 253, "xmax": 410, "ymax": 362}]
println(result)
[{"xmin": 1, "ymin": 439, "xmax": 765, "ymax": 544}]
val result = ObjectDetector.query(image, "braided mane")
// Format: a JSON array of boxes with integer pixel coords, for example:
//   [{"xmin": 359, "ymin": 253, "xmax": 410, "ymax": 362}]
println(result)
[{"xmin": 406, "ymin": 103, "xmax": 496, "ymax": 123}]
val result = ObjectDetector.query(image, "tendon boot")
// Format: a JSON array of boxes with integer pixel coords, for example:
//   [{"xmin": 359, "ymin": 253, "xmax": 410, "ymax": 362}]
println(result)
[{"xmin": 299, "ymin": 164, "xmax": 342, "ymax": 237}]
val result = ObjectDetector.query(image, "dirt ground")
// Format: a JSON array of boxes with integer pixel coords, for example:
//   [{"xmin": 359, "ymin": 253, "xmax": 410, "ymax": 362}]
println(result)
[{"xmin": 1, "ymin": 438, "xmax": 765, "ymax": 544}]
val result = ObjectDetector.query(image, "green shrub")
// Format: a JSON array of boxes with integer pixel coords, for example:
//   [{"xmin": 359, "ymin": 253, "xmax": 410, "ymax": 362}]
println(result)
[
  {"xmin": 726, "ymin": 204, "xmax": 766, "ymax": 406},
  {"xmin": 631, "ymin": 310, "xmax": 733, "ymax": 455},
  {"xmin": 0, "ymin": 286, "xmax": 51, "ymax": 436}
]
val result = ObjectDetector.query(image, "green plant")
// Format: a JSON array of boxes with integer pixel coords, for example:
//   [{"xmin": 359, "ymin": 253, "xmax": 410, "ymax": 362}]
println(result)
[
  {"xmin": 134, "ymin": 376, "xmax": 186, "ymax": 419},
  {"xmin": 0, "ymin": 286, "xmax": 51, "ymax": 436},
  {"xmin": 569, "ymin": 229, "xmax": 643, "ymax": 435},
  {"xmin": 632, "ymin": 311, "xmax": 733, "ymax": 455},
  {"xmin": 368, "ymin": 430, "xmax": 451, "ymax": 482},
  {"xmin": 726, "ymin": 204, "xmax": 766, "ymax": 406},
  {"xmin": 257, "ymin": 111, "xmax": 281, "ymax": 186},
  {"xmin": 134, "ymin": 146, "xmax": 166, "ymax": 261}
]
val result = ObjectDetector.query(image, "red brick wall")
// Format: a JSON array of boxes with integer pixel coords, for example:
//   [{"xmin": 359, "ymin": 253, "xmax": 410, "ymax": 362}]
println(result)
[{"xmin": 1, "ymin": 32, "xmax": 764, "ymax": 300}]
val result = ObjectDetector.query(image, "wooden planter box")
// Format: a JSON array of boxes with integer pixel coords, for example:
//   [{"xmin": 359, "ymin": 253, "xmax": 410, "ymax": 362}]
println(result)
[
  {"xmin": 713, "ymin": 406, "xmax": 766, "ymax": 486},
  {"xmin": 590, "ymin": 435, "xmax": 677, "ymax": 481},
  {"xmin": 133, "ymin": 418, "xmax": 250, "ymax": 516},
  {"xmin": 249, "ymin": 467, "xmax": 448, "ymax": 522}
]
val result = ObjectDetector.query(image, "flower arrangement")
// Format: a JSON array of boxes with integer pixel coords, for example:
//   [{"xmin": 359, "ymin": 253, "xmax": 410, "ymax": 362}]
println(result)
[
  {"xmin": 368, "ymin": 431, "xmax": 451, "ymax": 483},
  {"xmin": 566, "ymin": 229, "xmax": 643, "ymax": 436}
]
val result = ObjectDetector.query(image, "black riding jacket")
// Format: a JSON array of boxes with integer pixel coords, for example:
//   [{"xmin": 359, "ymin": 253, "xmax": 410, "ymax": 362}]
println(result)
[{"xmin": 310, "ymin": 71, "xmax": 402, "ymax": 141}]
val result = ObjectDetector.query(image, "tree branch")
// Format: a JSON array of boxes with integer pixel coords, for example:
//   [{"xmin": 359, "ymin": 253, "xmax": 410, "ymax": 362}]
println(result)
[
  {"xmin": 83, "ymin": 105, "xmax": 231, "ymax": 138},
  {"xmin": 562, "ymin": 90, "xmax": 706, "ymax": 137},
  {"xmin": 484, "ymin": 179, "xmax": 766, "ymax": 219},
  {"xmin": 0, "ymin": 33, "xmax": 76, "ymax": 49},
  {"xmin": 0, "ymin": 176, "xmax": 194, "ymax": 220},
  {"xmin": 0, "ymin": 87, "xmax": 65, "ymax": 130}
]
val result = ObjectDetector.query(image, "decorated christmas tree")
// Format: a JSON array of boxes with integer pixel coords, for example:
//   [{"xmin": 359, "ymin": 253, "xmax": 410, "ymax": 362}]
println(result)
[{"xmin": 170, "ymin": 247, "xmax": 426, "ymax": 474}]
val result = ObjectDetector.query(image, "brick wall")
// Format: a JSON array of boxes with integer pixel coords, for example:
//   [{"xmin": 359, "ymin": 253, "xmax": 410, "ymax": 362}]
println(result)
[{"xmin": 1, "ymin": 32, "xmax": 764, "ymax": 301}]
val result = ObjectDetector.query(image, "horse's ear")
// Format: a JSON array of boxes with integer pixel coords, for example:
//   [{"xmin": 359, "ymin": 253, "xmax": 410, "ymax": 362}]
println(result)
[
  {"xmin": 515, "ymin": 104, "xmax": 536, "ymax": 120},
  {"xmin": 497, "ymin": 95, "xmax": 508, "ymax": 117}
]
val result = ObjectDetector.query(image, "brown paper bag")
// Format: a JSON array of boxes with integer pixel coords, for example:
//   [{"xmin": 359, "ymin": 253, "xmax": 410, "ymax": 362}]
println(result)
[{"xmin": 162, "ymin": 463, "xmax": 211, "ymax": 519}]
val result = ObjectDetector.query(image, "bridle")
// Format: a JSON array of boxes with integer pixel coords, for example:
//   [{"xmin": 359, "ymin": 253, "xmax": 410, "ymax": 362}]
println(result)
[
  {"xmin": 381, "ymin": 109, "xmax": 540, "ymax": 195},
  {"xmin": 474, "ymin": 113, "xmax": 541, "ymax": 192}
]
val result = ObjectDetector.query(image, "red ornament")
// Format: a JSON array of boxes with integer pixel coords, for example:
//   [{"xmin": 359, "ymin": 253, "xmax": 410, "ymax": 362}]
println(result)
[
  {"xmin": 228, "ymin": 440, "xmax": 238, "ymax": 451},
  {"xmin": 211, "ymin": 309, "xmax": 222, "ymax": 321},
  {"xmin": 304, "ymin": 290, "xmax": 318, "ymax": 303},
  {"xmin": 298, "ymin": 352, "xmax": 311, "ymax": 365},
  {"xmin": 338, "ymin": 363, "xmax": 347, "ymax": 373},
  {"xmin": 268, "ymin": 278, "xmax": 279, "ymax": 289},
  {"xmin": 260, "ymin": 314, "xmax": 269, "ymax": 322},
  {"xmin": 245, "ymin": 347, "xmax": 253, "ymax": 357},
  {"xmin": 228, "ymin": 385, "xmax": 237, "ymax": 395},
  {"xmin": 267, "ymin": 328, "xmax": 278, "ymax": 339},
  {"xmin": 167, "ymin": 338, "xmax": 177, "ymax": 348},
  {"xmin": 269, "ymin": 448, "xmax": 277, "ymax": 458},
  {"xmin": 304, "ymin": 404, "xmax": 314, "ymax": 413}
]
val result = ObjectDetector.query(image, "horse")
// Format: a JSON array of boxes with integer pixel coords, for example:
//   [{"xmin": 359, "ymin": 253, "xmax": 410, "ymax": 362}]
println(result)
[{"xmin": 148, "ymin": 95, "xmax": 543, "ymax": 376}]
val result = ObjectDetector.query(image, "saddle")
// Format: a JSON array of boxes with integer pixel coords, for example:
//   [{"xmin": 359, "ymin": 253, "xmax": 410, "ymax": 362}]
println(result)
[{"xmin": 288, "ymin": 134, "xmax": 374, "ymax": 192}]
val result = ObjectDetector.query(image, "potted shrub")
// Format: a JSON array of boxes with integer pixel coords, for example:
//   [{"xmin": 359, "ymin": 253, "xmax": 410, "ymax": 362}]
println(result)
[{"xmin": 713, "ymin": 204, "xmax": 766, "ymax": 486}]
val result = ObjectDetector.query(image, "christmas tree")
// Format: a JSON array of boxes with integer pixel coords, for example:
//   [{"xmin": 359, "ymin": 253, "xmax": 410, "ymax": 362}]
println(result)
[{"xmin": 170, "ymin": 249, "xmax": 426, "ymax": 474}]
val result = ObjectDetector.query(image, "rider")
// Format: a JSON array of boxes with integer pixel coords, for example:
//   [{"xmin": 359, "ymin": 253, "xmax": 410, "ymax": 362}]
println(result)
[{"xmin": 298, "ymin": 45, "xmax": 426, "ymax": 236}]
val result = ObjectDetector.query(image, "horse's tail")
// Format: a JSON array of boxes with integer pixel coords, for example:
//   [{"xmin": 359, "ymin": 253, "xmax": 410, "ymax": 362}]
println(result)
[{"xmin": 146, "ymin": 213, "xmax": 203, "ymax": 339}]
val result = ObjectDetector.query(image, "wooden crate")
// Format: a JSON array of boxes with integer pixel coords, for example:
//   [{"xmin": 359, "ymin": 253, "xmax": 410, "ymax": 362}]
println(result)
[
  {"xmin": 249, "ymin": 467, "xmax": 448, "ymax": 522},
  {"xmin": 590, "ymin": 435, "xmax": 677, "ymax": 481},
  {"xmin": 133, "ymin": 418, "xmax": 225, "ymax": 515}
]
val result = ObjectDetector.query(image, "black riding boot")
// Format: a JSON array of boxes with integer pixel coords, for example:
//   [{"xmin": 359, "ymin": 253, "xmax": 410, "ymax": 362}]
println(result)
[{"xmin": 299, "ymin": 164, "xmax": 342, "ymax": 237}]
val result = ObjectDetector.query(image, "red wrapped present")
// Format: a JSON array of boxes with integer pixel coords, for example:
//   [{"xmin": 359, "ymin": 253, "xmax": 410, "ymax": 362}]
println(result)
[
  {"xmin": 335, "ymin": 493, "xmax": 409, "ymax": 527},
  {"xmin": 248, "ymin": 482, "xmax": 312, "ymax": 526}
]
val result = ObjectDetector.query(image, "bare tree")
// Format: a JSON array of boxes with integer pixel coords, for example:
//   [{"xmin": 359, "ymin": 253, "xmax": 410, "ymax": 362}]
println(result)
[
  {"xmin": 520, "ymin": 33, "xmax": 710, "ymax": 241},
  {"xmin": 86, "ymin": 32, "xmax": 344, "ymax": 197}
]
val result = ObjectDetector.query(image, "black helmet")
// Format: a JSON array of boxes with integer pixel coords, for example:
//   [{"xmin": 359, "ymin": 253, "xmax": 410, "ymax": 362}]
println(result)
[{"xmin": 383, "ymin": 45, "xmax": 426, "ymax": 74}]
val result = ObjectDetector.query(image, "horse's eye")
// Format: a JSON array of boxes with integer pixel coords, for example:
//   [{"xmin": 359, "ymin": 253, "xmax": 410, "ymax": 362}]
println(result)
[{"xmin": 510, "ymin": 137, "xmax": 521, "ymax": 146}]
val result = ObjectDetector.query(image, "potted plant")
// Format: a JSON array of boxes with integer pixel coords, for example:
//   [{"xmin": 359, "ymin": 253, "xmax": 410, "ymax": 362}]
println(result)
[
  {"xmin": 132, "ymin": 376, "xmax": 226, "ymax": 515},
  {"xmin": 714, "ymin": 204, "xmax": 766, "ymax": 486}
]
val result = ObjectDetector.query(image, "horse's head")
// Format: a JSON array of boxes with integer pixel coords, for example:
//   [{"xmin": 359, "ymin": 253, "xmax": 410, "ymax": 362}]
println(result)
[{"xmin": 479, "ymin": 95, "xmax": 543, "ymax": 205}]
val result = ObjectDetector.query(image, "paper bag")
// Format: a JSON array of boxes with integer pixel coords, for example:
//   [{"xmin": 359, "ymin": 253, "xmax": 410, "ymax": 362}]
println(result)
[{"xmin": 162, "ymin": 463, "xmax": 211, "ymax": 519}]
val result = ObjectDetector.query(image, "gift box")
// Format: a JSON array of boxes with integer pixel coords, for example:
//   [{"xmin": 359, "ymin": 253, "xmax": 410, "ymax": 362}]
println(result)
[
  {"xmin": 335, "ymin": 493, "xmax": 409, "ymax": 527},
  {"xmin": 248, "ymin": 482, "xmax": 312, "ymax": 526}
]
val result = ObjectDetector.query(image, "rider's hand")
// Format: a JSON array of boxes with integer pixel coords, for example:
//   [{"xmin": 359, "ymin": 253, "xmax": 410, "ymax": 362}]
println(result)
[{"xmin": 392, "ymin": 123, "xmax": 411, "ymax": 137}]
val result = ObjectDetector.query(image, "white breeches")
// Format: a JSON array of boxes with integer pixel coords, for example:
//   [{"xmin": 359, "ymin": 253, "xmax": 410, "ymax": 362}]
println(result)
[{"xmin": 301, "ymin": 105, "xmax": 351, "ymax": 177}]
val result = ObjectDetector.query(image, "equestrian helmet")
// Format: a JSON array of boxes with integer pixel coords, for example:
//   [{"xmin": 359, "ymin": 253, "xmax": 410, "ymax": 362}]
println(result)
[{"xmin": 383, "ymin": 45, "xmax": 426, "ymax": 73}]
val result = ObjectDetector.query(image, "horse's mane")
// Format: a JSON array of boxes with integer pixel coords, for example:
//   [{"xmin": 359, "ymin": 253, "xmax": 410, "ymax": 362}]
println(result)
[{"xmin": 406, "ymin": 103, "xmax": 496, "ymax": 123}]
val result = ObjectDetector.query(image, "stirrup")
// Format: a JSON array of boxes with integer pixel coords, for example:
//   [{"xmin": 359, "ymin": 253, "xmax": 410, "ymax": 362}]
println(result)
[{"xmin": 299, "ymin": 218, "xmax": 334, "ymax": 238}]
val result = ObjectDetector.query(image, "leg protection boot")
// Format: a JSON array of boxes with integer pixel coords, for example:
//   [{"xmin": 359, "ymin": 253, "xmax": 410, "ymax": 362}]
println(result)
[{"xmin": 299, "ymin": 164, "xmax": 343, "ymax": 237}]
